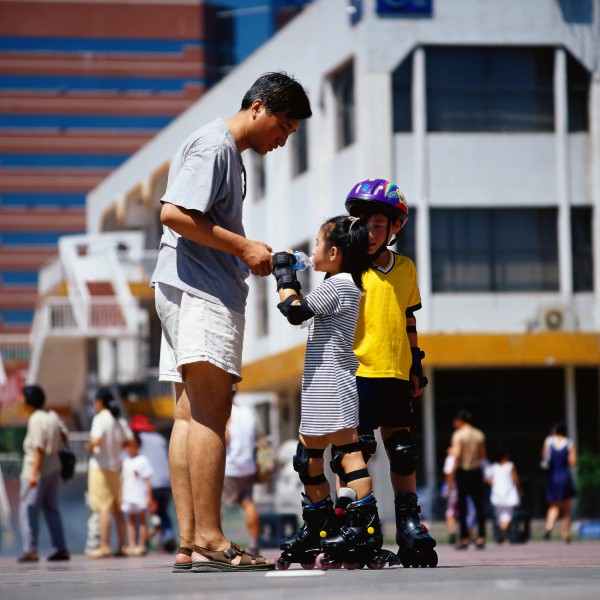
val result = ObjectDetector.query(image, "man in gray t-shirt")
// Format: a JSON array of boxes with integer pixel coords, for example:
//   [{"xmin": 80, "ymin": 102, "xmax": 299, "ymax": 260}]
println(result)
[{"xmin": 153, "ymin": 72, "xmax": 311, "ymax": 573}]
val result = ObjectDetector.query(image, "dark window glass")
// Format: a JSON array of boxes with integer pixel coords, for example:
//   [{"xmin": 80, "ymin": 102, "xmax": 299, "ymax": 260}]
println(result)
[
  {"xmin": 426, "ymin": 47, "xmax": 554, "ymax": 132},
  {"xmin": 292, "ymin": 119, "xmax": 308, "ymax": 176},
  {"xmin": 431, "ymin": 208, "xmax": 559, "ymax": 292},
  {"xmin": 394, "ymin": 207, "xmax": 416, "ymax": 266},
  {"xmin": 392, "ymin": 54, "xmax": 413, "ymax": 132},
  {"xmin": 331, "ymin": 62, "xmax": 355, "ymax": 149},
  {"xmin": 567, "ymin": 53, "xmax": 590, "ymax": 132},
  {"xmin": 252, "ymin": 152, "xmax": 266, "ymax": 200},
  {"xmin": 254, "ymin": 275, "xmax": 269, "ymax": 338},
  {"xmin": 571, "ymin": 206, "xmax": 593, "ymax": 292}
]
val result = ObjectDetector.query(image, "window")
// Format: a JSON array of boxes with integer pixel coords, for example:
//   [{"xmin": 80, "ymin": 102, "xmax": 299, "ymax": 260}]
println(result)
[
  {"xmin": 392, "ymin": 54, "xmax": 413, "ymax": 132},
  {"xmin": 251, "ymin": 151, "xmax": 266, "ymax": 200},
  {"xmin": 572, "ymin": 206, "xmax": 593, "ymax": 292},
  {"xmin": 331, "ymin": 61, "xmax": 355, "ymax": 149},
  {"xmin": 291, "ymin": 119, "xmax": 308, "ymax": 176},
  {"xmin": 254, "ymin": 275, "xmax": 269, "ymax": 338},
  {"xmin": 567, "ymin": 54, "xmax": 590, "ymax": 132},
  {"xmin": 394, "ymin": 207, "xmax": 416, "ymax": 265},
  {"xmin": 431, "ymin": 208, "xmax": 559, "ymax": 292},
  {"xmin": 426, "ymin": 47, "xmax": 554, "ymax": 132}
]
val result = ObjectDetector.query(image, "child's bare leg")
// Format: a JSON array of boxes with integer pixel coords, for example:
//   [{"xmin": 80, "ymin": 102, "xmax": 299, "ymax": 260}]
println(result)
[
  {"xmin": 138, "ymin": 513, "xmax": 148, "ymax": 549},
  {"xmin": 127, "ymin": 514, "xmax": 136, "ymax": 549}
]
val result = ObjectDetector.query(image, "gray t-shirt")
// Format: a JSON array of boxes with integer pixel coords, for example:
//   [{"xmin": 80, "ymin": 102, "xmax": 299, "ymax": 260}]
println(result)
[{"xmin": 151, "ymin": 118, "xmax": 249, "ymax": 312}]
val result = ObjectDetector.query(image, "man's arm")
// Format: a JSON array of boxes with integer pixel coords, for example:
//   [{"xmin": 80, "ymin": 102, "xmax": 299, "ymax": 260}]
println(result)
[{"xmin": 161, "ymin": 203, "xmax": 272, "ymax": 276}]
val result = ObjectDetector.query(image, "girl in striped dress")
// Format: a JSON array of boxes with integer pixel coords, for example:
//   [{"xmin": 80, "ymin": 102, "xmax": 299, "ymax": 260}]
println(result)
[{"xmin": 272, "ymin": 215, "xmax": 394, "ymax": 569}]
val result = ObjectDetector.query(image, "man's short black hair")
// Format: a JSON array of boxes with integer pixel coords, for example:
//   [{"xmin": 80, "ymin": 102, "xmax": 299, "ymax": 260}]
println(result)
[
  {"xmin": 241, "ymin": 71, "xmax": 312, "ymax": 119},
  {"xmin": 455, "ymin": 409, "xmax": 472, "ymax": 423},
  {"xmin": 23, "ymin": 384, "xmax": 46, "ymax": 409}
]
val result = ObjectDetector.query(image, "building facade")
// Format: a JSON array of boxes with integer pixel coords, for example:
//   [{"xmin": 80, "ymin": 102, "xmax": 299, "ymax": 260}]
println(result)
[{"xmin": 23, "ymin": 0, "xmax": 600, "ymax": 520}]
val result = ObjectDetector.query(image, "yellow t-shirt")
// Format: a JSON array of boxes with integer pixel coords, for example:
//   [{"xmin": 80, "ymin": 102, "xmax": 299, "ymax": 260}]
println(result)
[{"xmin": 354, "ymin": 252, "xmax": 421, "ymax": 379}]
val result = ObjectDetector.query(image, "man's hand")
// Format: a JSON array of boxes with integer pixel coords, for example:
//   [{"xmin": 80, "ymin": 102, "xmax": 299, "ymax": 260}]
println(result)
[{"xmin": 240, "ymin": 239, "xmax": 273, "ymax": 276}]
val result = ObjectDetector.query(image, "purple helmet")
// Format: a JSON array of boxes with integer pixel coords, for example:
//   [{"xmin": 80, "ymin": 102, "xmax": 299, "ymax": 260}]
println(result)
[{"xmin": 345, "ymin": 178, "xmax": 409, "ymax": 229}]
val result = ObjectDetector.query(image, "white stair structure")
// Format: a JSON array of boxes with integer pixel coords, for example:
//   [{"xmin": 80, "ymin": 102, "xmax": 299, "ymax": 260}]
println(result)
[{"xmin": 27, "ymin": 231, "xmax": 152, "ymax": 418}]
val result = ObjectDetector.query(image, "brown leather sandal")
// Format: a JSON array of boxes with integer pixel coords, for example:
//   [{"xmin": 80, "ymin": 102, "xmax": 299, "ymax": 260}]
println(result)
[
  {"xmin": 191, "ymin": 542, "xmax": 274, "ymax": 572},
  {"xmin": 172, "ymin": 546, "xmax": 193, "ymax": 573}
]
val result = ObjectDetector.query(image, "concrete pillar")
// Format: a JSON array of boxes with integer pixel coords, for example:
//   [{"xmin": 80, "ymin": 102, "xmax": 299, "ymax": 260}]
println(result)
[
  {"xmin": 412, "ymin": 46, "xmax": 432, "ymax": 330},
  {"xmin": 554, "ymin": 48, "xmax": 573, "ymax": 297},
  {"xmin": 422, "ymin": 365, "xmax": 437, "ymax": 519}
]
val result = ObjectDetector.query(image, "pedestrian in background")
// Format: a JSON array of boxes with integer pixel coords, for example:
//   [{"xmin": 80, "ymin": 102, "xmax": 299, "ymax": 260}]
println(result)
[
  {"xmin": 86, "ymin": 387, "xmax": 129, "ymax": 558},
  {"xmin": 450, "ymin": 409, "xmax": 488, "ymax": 550},
  {"xmin": 17, "ymin": 384, "xmax": 70, "ymax": 562},
  {"xmin": 121, "ymin": 431, "xmax": 153, "ymax": 555},
  {"xmin": 129, "ymin": 414, "xmax": 175, "ymax": 552},
  {"xmin": 541, "ymin": 422, "xmax": 577, "ymax": 543},
  {"xmin": 485, "ymin": 447, "xmax": 522, "ymax": 544}
]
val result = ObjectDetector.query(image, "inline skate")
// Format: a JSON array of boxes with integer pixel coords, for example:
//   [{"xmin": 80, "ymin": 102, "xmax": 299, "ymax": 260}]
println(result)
[
  {"xmin": 395, "ymin": 491, "xmax": 438, "ymax": 567},
  {"xmin": 316, "ymin": 490, "xmax": 399, "ymax": 570},
  {"xmin": 275, "ymin": 494, "xmax": 336, "ymax": 570}
]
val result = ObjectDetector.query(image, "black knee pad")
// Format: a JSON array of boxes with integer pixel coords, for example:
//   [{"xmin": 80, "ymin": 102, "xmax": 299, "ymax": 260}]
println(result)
[
  {"xmin": 330, "ymin": 442, "xmax": 370, "ymax": 484},
  {"xmin": 358, "ymin": 431, "xmax": 377, "ymax": 464},
  {"xmin": 384, "ymin": 430, "xmax": 418, "ymax": 476},
  {"xmin": 293, "ymin": 441, "xmax": 327, "ymax": 485}
]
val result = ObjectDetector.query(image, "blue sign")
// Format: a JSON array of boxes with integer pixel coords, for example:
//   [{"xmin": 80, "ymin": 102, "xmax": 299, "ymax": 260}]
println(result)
[{"xmin": 377, "ymin": 0, "xmax": 432, "ymax": 16}]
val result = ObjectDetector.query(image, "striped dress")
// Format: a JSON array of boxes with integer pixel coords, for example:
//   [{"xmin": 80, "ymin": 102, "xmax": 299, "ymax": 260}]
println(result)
[{"xmin": 299, "ymin": 273, "xmax": 362, "ymax": 436}]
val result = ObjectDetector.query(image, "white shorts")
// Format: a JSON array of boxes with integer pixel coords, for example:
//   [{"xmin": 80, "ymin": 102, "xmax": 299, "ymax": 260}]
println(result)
[
  {"xmin": 155, "ymin": 282, "xmax": 245, "ymax": 384},
  {"xmin": 121, "ymin": 501, "xmax": 147, "ymax": 515}
]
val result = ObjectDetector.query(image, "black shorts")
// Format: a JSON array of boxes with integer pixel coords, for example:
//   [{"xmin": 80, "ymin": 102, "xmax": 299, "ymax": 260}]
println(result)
[{"xmin": 356, "ymin": 376, "xmax": 416, "ymax": 433}]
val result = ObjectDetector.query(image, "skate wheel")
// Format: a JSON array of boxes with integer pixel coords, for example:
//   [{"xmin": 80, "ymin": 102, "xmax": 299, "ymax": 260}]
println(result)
[
  {"xmin": 398, "ymin": 550, "xmax": 412, "ymax": 568},
  {"xmin": 427, "ymin": 550, "xmax": 439, "ymax": 568},
  {"xmin": 275, "ymin": 557, "xmax": 290, "ymax": 570},
  {"xmin": 368, "ymin": 561, "xmax": 385, "ymax": 570},
  {"xmin": 300, "ymin": 562, "xmax": 315, "ymax": 570},
  {"xmin": 343, "ymin": 562, "xmax": 359, "ymax": 570},
  {"xmin": 315, "ymin": 553, "xmax": 329, "ymax": 571}
]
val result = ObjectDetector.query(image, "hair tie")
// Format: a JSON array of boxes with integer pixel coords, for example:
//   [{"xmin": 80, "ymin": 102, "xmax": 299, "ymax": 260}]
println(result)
[{"xmin": 348, "ymin": 216, "xmax": 360, "ymax": 230}]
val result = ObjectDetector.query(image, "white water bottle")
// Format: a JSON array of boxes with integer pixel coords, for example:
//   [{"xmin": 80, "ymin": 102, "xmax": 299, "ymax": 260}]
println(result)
[{"xmin": 292, "ymin": 251, "xmax": 313, "ymax": 271}]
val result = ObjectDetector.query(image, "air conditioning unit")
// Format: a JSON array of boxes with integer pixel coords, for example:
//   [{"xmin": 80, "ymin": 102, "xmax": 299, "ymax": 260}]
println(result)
[{"xmin": 539, "ymin": 306, "xmax": 576, "ymax": 331}]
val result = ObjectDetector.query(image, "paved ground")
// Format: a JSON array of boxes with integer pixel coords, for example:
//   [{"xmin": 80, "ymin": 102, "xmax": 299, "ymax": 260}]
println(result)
[{"xmin": 1, "ymin": 540, "xmax": 599, "ymax": 600}]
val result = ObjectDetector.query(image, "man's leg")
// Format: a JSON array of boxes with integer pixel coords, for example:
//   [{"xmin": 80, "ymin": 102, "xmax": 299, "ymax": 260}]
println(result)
[
  {"xmin": 170, "ymin": 383, "xmax": 195, "ymax": 565},
  {"xmin": 183, "ymin": 361, "xmax": 246, "ymax": 559},
  {"xmin": 40, "ymin": 472, "xmax": 67, "ymax": 552}
]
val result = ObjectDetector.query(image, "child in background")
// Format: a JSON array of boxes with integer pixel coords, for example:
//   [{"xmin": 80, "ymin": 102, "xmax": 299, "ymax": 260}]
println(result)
[
  {"xmin": 121, "ymin": 431, "xmax": 153, "ymax": 555},
  {"xmin": 485, "ymin": 448, "xmax": 522, "ymax": 544}
]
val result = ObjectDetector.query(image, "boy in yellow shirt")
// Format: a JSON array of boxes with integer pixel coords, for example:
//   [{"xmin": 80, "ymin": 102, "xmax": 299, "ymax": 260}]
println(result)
[{"xmin": 345, "ymin": 179, "xmax": 437, "ymax": 567}]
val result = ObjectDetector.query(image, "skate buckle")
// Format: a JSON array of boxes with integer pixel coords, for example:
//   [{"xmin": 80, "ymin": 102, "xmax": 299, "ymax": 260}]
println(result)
[
  {"xmin": 367, "ymin": 526, "xmax": 375, "ymax": 535},
  {"xmin": 319, "ymin": 530, "xmax": 327, "ymax": 538}
]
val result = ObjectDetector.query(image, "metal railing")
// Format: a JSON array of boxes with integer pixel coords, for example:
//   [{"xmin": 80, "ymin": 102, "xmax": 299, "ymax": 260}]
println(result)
[{"xmin": 36, "ymin": 297, "xmax": 140, "ymax": 337}]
